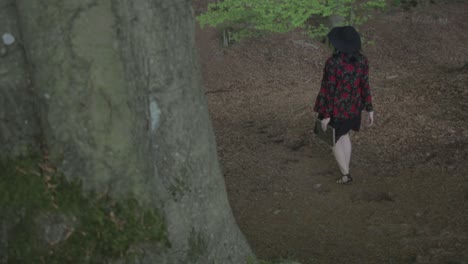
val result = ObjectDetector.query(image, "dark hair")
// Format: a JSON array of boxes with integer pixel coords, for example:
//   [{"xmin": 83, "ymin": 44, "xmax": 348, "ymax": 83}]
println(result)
[
  {"xmin": 333, "ymin": 49, "xmax": 361, "ymax": 64},
  {"xmin": 327, "ymin": 26, "xmax": 362, "ymax": 63}
]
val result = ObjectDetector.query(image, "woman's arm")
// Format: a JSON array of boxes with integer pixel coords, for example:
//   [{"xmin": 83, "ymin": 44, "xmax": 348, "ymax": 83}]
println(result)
[
  {"xmin": 361, "ymin": 60, "xmax": 373, "ymax": 112},
  {"xmin": 314, "ymin": 59, "xmax": 336, "ymax": 119},
  {"xmin": 361, "ymin": 59, "xmax": 374, "ymax": 126}
]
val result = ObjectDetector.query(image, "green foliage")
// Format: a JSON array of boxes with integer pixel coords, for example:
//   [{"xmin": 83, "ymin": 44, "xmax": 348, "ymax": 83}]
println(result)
[
  {"xmin": 306, "ymin": 23, "xmax": 330, "ymax": 39},
  {"xmin": 197, "ymin": 0, "xmax": 386, "ymax": 41},
  {"xmin": 0, "ymin": 156, "xmax": 169, "ymax": 263}
]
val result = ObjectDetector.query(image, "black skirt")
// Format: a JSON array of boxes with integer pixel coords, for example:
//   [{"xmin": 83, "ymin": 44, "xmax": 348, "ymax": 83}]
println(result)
[{"xmin": 318, "ymin": 114, "xmax": 361, "ymax": 143}]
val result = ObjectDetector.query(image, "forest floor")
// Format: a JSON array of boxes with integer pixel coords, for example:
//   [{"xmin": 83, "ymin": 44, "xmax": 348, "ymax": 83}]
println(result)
[{"xmin": 193, "ymin": 2, "xmax": 468, "ymax": 264}]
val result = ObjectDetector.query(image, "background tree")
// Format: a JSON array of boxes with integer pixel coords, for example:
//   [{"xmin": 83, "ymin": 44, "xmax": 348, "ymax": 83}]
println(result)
[
  {"xmin": 1, "ymin": 0, "xmax": 253, "ymax": 263},
  {"xmin": 197, "ymin": 0, "xmax": 386, "ymax": 43}
]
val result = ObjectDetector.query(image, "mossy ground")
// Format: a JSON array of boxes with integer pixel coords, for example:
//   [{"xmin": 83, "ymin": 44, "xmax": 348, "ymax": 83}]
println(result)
[{"xmin": 0, "ymin": 156, "xmax": 169, "ymax": 263}]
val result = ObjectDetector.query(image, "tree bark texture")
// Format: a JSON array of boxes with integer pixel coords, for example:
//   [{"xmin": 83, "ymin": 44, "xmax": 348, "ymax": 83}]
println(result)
[
  {"xmin": 0, "ymin": 0, "xmax": 41, "ymax": 158},
  {"xmin": 13, "ymin": 0, "xmax": 252, "ymax": 263}
]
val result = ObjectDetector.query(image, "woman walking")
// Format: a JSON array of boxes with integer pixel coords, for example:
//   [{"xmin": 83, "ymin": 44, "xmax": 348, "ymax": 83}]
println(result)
[{"xmin": 313, "ymin": 26, "xmax": 374, "ymax": 184}]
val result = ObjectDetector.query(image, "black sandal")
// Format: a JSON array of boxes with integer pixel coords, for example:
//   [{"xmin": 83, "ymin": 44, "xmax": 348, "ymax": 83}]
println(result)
[{"xmin": 336, "ymin": 174, "xmax": 353, "ymax": 184}]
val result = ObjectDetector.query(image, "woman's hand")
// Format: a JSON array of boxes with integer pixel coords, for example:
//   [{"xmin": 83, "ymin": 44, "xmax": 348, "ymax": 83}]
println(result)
[
  {"xmin": 321, "ymin": 118, "xmax": 331, "ymax": 131},
  {"xmin": 367, "ymin": 111, "xmax": 374, "ymax": 127}
]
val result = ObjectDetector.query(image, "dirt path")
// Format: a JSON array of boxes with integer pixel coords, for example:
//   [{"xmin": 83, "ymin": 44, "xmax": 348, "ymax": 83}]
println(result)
[{"xmin": 195, "ymin": 2, "xmax": 468, "ymax": 263}]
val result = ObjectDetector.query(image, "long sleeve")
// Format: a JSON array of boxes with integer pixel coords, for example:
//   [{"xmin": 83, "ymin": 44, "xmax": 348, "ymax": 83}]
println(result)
[
  {"xmin": 313, "ymin": 60, "xmax": 336, "ymax": 118},
  {"xmin": 361, "ymin": 61, "xmax": 373, "ymax": 112}
]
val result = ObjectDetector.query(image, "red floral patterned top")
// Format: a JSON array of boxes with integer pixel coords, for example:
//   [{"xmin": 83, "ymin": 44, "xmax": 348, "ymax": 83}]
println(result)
[{"xmin": 313, "ymin": 53, "xmax": 373, "ymax": 120}]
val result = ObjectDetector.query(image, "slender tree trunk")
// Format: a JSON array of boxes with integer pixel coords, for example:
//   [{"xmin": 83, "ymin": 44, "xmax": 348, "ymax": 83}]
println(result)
[{"xmin": 7, "ymin": 0, "xmax": 252, "ymax": 262}]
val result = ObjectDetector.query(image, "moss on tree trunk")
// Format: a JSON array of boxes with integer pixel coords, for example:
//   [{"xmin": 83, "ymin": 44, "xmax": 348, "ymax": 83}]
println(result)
[{"xmin": 0, "ymin": 156, "xmax": 168, "ymax": 263}]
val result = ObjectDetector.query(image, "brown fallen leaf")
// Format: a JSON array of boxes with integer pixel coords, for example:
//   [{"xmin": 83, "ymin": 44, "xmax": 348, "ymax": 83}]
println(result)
[
  {"xmin": 15, "ymin": 166, "xmax": 28, "ymax": 175},
  {"xmin": 38, "ymin": 162, "xmax": 56, "ymax": 173},
  {"xmin": 46, "ymin": 182, "xmax": 57, "ymax": 190},
  {"xmin": 44, "ymin": 175, "xmax": 52, "ymax": 182},
  {"xmin": 63, "ymin": 227, "xmax": 75, "ymax": 241}
]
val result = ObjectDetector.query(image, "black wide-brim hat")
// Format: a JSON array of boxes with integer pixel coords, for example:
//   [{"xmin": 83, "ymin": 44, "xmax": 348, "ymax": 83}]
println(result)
[{"xmin": 327, "ymin": 26, "xmax": 361, "ymax": 53}]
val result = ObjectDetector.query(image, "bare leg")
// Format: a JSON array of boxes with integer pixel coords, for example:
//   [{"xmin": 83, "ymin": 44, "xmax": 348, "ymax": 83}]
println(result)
[
  {"xmin": 341, "ymin": 133, "xmax": 352, "ymax": 171},
  {"xmin": 333, "ymin": 134, "xmax": 349, "ymax": 175}
]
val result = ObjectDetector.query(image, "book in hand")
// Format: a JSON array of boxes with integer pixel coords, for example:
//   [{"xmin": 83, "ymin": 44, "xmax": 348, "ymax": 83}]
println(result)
[{"xmin": 314, "ymin": 118, "xmax": 335, "ymax": 147}]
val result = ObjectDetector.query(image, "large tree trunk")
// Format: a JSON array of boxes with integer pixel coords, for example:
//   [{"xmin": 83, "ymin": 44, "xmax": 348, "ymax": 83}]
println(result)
[
  {"xmin": 0, "ymin": 0, "xmax": 41, "ymax": 158},
  {"xmin": 2, "ymin": 0, "xmax": 252, "ymax": 262}
]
